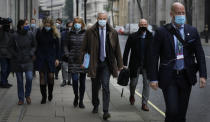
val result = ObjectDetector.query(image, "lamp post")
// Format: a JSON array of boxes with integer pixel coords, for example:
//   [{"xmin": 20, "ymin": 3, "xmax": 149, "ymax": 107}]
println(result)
[
  {"xmin": 76, "ymin": 0, "xmax": 79, "ymax": 16},
  {"xmin": 84, "ymin": 0, "xmax": 87, "ymax": 24},
  {"xmin": 51, "ymin": 0, "xmax": 53, "ymax": 18}
]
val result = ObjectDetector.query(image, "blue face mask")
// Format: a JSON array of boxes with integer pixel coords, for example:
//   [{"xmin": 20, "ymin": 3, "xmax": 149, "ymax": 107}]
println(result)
[
  {"xmin": 98, "ymin": 20, "xmax": 107, "ymax": 27},
  {"xmin": 175, "ymin": 15, "xmax": 186, "ymax": 25},
  {"xmin": 45, "ymin": 27, "xmax": 51, "ymax": 31},
  {"xmin": 23, "ymin": 25, "xmax": 30, "ymax": 31},
  {"xmin": 31, "ymin": 24, "xmax": 36, "ymax": 28},
  {"xmin": 74, "ymin": 23, "xmax": 81, "ymax": 30}
]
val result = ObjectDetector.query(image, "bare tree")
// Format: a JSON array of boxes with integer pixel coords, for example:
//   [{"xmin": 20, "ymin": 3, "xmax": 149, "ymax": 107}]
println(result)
[
  {"xmin": 184, "ymin": 0, "xmax": 193, "ymax": 25},
  {"xmin": 136, "ymin": 0, "xmax": 143, "ymax": 18}
]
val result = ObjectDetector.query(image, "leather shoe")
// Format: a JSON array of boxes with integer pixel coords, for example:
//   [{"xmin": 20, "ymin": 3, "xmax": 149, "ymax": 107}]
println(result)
[
  {"xmin": 103, "ymin": 112, "xmax": 111, "ymax": 120},
  {"xmin": 92, "ymin": 107, "xmax": 98, "ymax": 113},
  {"xmin": 129, "ymin": 95, "xmax": 135, "ymax": 105},
  {"xmin": 0, "ymin": 84, "xmax": 11, "ymax": 88},
  {"xmin": 79, "ymin": 102, "xmax": 85, "ymax": 109},
  {"xmin": 26, "ymin": 97, "xmax": 31, "ymax": 104},
  {"xmin": 18, "ymin": 101, "xmax": 24, "ymax": 105},
  {"xmin": 67, "ymin": 81, "xmax": 72, "ymax": 85},
  {"xmin": 141, "ymin": 104, "xmax": 149, "ymax": 111},
  {"xmin": 60, "ymin": 82, "xmax": 66, "ymax": 87}
]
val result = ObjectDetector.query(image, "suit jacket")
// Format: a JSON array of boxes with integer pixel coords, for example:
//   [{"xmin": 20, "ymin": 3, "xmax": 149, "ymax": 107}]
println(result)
[
  {"xmin": 150, "ymin": 23, "xmax": 207, "ymax": 89},
  {"xmin": 80, "ymin": 23, "xmax": 123, "ymax": 78},
  {"xmin": 123, "ymin": 29, "xmax": 153, "ymax": 78}
]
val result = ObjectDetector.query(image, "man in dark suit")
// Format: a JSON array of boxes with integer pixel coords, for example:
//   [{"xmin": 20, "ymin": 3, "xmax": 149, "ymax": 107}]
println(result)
[
  {"xmin": 81, "ymin": 12, "xmax": 123, "ymax": 120},
  {"xmin": 123, "ymin": 19, "xmax": 153, "ymax": 111},
  {"xmin": 149, "ymin": 2, "xmax": 207, "ymax": 122}
]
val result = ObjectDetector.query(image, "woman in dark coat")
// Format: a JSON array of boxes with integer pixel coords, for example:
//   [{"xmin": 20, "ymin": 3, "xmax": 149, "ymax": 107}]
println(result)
[
  {"xmin": 9, "ymin": 19, "xmax": 36, "ymax": 105},
  {"xmin": 35, "ymin": 18, "xmax": 60, "ymax": 104},
  {"xmin": 64, "ymin": 17, "xmax": 86, "ymax": 108}
]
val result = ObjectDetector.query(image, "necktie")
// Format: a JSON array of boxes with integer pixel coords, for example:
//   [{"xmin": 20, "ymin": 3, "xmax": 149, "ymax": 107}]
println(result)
[{"xmin": 100, "ymin": 29, "xmax": 105, "ymax": 62}]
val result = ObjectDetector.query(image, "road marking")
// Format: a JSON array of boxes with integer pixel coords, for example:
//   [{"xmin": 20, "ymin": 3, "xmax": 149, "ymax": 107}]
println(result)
[
  {"xmin": 135, "ymin": 90, "xmax": 166, "ymax": 117},
  {"xmin": 206, "ymin": 55, "xmax": 210, "ymax": 59}
]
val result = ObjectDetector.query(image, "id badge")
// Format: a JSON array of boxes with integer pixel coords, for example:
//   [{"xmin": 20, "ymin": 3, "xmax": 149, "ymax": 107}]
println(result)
[{"xmin": 177, "ymin": 54, "xmax": 184, "ymax": 60}]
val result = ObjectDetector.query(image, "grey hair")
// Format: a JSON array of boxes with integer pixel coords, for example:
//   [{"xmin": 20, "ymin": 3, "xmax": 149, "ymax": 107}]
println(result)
[{"xmin": 97, "ymin": 11, "xmax": 108, "ymax": 17}]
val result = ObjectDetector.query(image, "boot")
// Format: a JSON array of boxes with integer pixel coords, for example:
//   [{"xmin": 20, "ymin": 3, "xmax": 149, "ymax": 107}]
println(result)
[
  {"xmin": 40, "ymin": 85, "xmax": 47, "ymax": 104},
  {"xmin": 48, "ymin": 83, "xmax": 54, "ymax": 101},
  {"xmin": 73, "ymin": 95, "xmax": 78, "ymax": 107},
  {"xmin": 79, "ymin": 100, "xmax": 85, "ymax": 108}
]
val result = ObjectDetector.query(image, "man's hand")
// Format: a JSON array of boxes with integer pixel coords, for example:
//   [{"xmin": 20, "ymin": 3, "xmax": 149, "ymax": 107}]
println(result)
[
  {"xmin": 32, "ymin": 56, "xmax": 36, "ymax": 61},
  {"xmin": 200, "ymin": 77, "xmax": 207, "ymax": 88},
  {"xmin": 150, "ymin": 82, "xmax": 159, "ymax": 90},
  {"xmin": 81, "ymin": 64, "xmax": 85, "ymax": 69},
  {"xmin": 118, "ymin": 66, "xmax": 124, "ymax": 72},
  {"xmin": 55, "ymin": 60, "xmax": 60, "ymax": 67}
]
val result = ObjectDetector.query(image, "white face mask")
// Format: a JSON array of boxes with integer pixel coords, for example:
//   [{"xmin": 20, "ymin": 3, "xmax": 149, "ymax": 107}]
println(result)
[
  {"xmin": 56, "ymin": 23, "xmax": 60, "ymax": 28},
  {"xmin": 98, "ymin": 20, "xmax": 107, "ymax": 27}
]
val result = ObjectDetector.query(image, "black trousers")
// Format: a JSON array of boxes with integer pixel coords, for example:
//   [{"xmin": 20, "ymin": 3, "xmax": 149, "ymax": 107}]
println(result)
[
  {"xmin": 91, "ymin": 61, "xmax": 111, "ymax": 113},
  {"xmin": 162, "ymin": 72, "xmax": 192, "ymax": 122}
]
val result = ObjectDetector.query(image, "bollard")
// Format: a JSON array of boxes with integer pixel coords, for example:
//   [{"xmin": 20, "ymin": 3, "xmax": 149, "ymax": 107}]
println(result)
[{"xmin": 205, "ymin": 24, "xmax": 208, "ymax": 43}]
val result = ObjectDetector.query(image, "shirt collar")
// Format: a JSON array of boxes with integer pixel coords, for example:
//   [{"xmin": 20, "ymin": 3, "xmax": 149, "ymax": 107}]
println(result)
[
  {"xmin": 99, "ymin": 26, "xmax": 106, "ymax": 30},
  {"xmin": 172, "ymin": 23, "xmax": 184, "ymax": 30}
]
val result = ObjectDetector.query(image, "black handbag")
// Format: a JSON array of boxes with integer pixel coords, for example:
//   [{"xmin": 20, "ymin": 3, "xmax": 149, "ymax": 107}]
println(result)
[{"xmin": 117, "ymin": 68, "xmax": 130, "ymax": 86}]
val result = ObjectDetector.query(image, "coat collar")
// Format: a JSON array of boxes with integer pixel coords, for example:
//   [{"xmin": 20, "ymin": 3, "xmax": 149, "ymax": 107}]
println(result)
[{"xmin": 90, "ymin": 22, "xmax": 114, "ymax": 37}]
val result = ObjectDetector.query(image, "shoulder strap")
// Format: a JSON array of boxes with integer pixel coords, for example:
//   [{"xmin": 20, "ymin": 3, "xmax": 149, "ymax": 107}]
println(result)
[{"xmin": 164, "ymin": 24, "xmax": 186, "ymax": 46}]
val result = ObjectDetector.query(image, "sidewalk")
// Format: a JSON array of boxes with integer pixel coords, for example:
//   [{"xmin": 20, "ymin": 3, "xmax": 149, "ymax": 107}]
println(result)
[
  {"xmin": 201, "ymin": 39, "xmax": 210, "ymax": 46},
  {"xmin": 0, "ymin": 73, "xmax": 164, "ymax": 122}
]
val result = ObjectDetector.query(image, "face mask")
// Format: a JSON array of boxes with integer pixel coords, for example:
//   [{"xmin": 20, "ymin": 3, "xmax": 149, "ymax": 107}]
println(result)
[
  {"xmin": 56, "ymin": 23, "xmax": 60, "ymax": 28},
  {"xmin": 139, "ymin": 27, "xmax": 147, "ymax": 32},
  {"xmin": 74, "ymin": 23, "xmax": 81, "ymax": 30},
  {"xmin": 98, "ymin": 20, "xmax": 107, "ymax": 27},
  {"xmin": 45, "ymin": 27, "xmax": 51, "ymax": 31},
  {"xmin": 31, "ymin": 24, "xmax": 36, "ymax": 28},
  {"xmin": 174, "ymin": 15, "xmax": 186, "ymax": 25},
  {"xmin": 23, "ymin": 25, "xmax": 30, "ymax": 31}
]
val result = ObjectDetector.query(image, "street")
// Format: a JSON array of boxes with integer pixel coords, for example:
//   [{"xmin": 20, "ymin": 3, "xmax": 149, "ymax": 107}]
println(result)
[{"xmin": 119, "ymin": 35, "xmax": 210, "ymax": 122}]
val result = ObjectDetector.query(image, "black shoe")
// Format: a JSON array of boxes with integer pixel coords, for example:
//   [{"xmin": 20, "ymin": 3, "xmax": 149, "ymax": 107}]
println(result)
[
  {"xmin": 92, "ymin": 107, "xmax": 98, "ymax": 113},
  {"xmin": 67, "ymin": 81, "xmax": 72, "ymax": 85},
  {"xmin": 73, "ymin": 97, "xmax": 78, "ymax": 107},
  {"xmin": 41, "ymin": 97, "xmax": 46, "ymax": 104},
  {"xmin": 103, "ymin": 112, "xmax": 111, "ymax": 120},
  {"xmin": 6, "ymin": 83, "xmax": 13, "ymax": 87},
  {"xmin": 60, "ymin": 82, "xmax": 66, "ymax": 87},
  {"xmin": 0, "ymin": 84, "xmax": 11, "ymax": 88},
  {"xmin": 79, "ymin": 102, "xmax": 85, "ymax": 109}
]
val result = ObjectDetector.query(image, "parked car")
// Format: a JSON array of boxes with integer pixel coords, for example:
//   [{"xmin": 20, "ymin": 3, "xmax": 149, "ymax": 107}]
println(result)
[
  {"xmin": 124, "ymin": 23, "xmax": 139, "ymax": 34},
  {"xmin": 115, "ymin": 26, "xmax": 125, "ymax": 35}
]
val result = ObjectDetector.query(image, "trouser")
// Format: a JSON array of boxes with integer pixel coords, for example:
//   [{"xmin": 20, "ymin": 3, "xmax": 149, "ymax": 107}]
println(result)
[
  {"xmin": 61, "ymin": 61, "xmax": 71, "ymax": 82},
  {"xmin": 91, "ymin": 61, "xmax": 111, "ymax": 113},
  {"xmin": 72, "ymin": 73, "xmax": 86, "ymax": 102},
  {"xmin": 130, "ymin": 68, "xmax": 150, "ymax": 105},
  {"xmin": 162, "ymin": 72, "xmax": 192, "ymax": 122},
  {"xmin": 16, "ymin": 71, "xmax": 33, "ymax": 102},
  {"xmin": 0, "ymin": 58, "xmax": 10, "ymax": 85}
]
